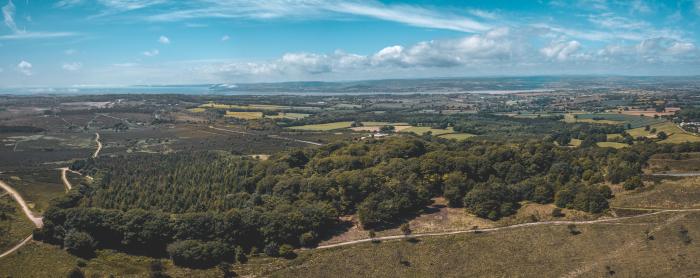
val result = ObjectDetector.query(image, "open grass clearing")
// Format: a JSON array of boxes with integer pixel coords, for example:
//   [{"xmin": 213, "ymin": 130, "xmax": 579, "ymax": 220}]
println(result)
[
  {"xmin": 646, "ymin": 152, "xmax": 700, "ymax": 173},
  {"xmin": 627, "ymin": 122, "xmax": 700, "ymax": 144},
  {"xmin": 224, "ymin": 111, "xmax": 264, "ymax": 120},
  {"xmin": 288, "ymin": 122, "xmax": 355, "ymax": 131},
  {"xmin": 265, "ymin": 113, "xmax": 311, "ymax": 120},
  {"xmin": 596, "ymin": 142, "xmax": 629, "ymax": 149},
  {"xmin": 439, "ymin": 133, "xmax": 476, "ymax": 140},
  {"xmin": 399, "ymin": 126, "xmax": 454, "ymax": 136},
  {"xmin": 0, "ymin": 196, "xmax": 35, "ymax": 252},
  {"xmin": 1, "ymin": 171, "xmax": 68, "ymax": 215},
  {"xmin": 612, "ymin": 176, "xmax": 700, "ymax": 209}
]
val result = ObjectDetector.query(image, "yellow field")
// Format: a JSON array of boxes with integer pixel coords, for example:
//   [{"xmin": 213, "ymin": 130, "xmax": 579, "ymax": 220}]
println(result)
[
  {"xmin": 627, "ymin": 122, "xmax": 700, "ymax": 144},
  {"xmin": 224, "ymin": 111, "xmax": 263, "ymax": 120},
  {"xmin": 187, "ymin": 108, "xmax": 206, "ymax": 113},
  {"xmin": 439, "ymin": 133, "xmax": 476, "ymax": 140},
  {"xmin": 596, "ymin": 142, "xmax": 629, "ymax": 149},
  {"xmin": 399, "ymin": 126, "xmax": 455, "ymax": 136},
  {"xmin": 288, "ymin": 121, "xmax": 355, "ymax": 131}
]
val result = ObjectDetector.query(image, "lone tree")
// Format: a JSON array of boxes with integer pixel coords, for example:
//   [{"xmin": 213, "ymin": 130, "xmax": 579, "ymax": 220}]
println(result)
[
  {"xmin": 400, "ymin": 223, "xmax": 412, "ymax": 237},
  {"xmin": 368, "ymin": 230, "xmax": 378, "ymax": 243},
  {"xmin": 656, "ymin": 131, "xmax": 668, "ymax": 140}
]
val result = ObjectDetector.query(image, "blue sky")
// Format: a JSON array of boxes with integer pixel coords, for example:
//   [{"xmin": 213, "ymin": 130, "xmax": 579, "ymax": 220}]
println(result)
[{"xmin": 1, "ymin": 0, "xmax": 699, "ymax": 87}]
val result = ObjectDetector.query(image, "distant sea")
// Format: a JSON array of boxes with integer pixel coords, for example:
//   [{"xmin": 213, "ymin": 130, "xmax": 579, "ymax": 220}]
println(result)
[{"xmin": 0, "ymin": 86, "xmax": 555, "ymax": 96}]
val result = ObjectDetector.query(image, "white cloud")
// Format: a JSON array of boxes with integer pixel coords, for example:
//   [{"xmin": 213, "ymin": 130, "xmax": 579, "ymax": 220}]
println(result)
[
  {"xmin": 62, "ymin": 62, "xmax": 82, "ymax": 71},
  {"xmin": 541, "ymin": 40, "xmax": 583, "ymax": 61},
  {"xmin": 467, "ymin": 9, "xmax": 498, "ymax": 20},
  {"xmin": 142, "ymin": 49, "xmax": 159, "ymax": 56},
  {"xmin": 158, "ymin": 35, "xmax": 170, "ymax": 44},
  {"xmin": 17, "ymin": 60, "xmax": 32, "ymax": 76},
  {"xmin": 221, "ymin": 35, "xmax": 230, "ymax": 41},
  {"xmin": 2, "ymin": 0, "xmax": 20, "ymax": 33},
  {"xmin": 65, "ymin": 49, "xmax": 77, "ymax": 55}
]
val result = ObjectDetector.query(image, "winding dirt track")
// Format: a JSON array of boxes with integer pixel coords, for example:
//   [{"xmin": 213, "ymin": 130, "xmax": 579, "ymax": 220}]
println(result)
[
  {"xmin": 0, "ymin": 180, "xmax": 43, "ymax": 228},
  {"xmin": 92, "ymin": 132, "xmax": 102, "ymax": 158},
  {"xmin": 0, "ymin": 180, "xmax": 43, "ymax": 259},
  {"xmin": 58, "ymin": 167, "xmax": 76, "ymax": 191},
  {"xmin": 316, "ymin": 208, "xmax": 700, "ymax": 250},
  {"xmin": 0, "ymin": 235, "xmax": 32, "ymax": 259}
]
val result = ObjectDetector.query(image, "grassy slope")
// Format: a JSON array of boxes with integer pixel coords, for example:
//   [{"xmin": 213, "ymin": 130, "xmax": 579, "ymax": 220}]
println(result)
[
  {"xmin": 627, "ymin": 122, "xmax": 700, "ymax": 144},
  {"xmin": 0, "ymin": 197, "xmax": 35, "ymax": 251},
  {"xmin": 266, "ymin": 212, "xmax": 700, "ymax": 277}
]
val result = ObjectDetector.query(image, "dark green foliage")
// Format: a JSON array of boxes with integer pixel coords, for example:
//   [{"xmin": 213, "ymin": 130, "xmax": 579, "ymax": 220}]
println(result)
[
  {"xmin": 463, "ymin": 183, "xmax": 519, "ymax": 220},
  {"xmin": 657, "ymin": 131, "xmax": 668, "ymax": 140},
  {"xmin": 264, "ymin": 242, "xmax": 279, "ymax": 257},
  {"xmin": 279, "ymin": 244, "xmax": 295, "ymax": 259},
  {"xmin": 64, "ymin": 230, "xmax": 96, "ymax": 258},
  {"xmin": 167, "ymin": 240, "xmax": 232, "ymax": 269},
  {"xmin": 67, "ymin": 267, "xmax": 85, "ymax": 278},
  {"xmin": 623, "ymin": 176, "xmax": 644, "ymax": 190}
]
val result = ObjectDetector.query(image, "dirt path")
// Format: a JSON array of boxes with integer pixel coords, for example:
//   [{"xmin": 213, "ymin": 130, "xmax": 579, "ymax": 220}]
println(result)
[
  {"xmin": 0, "ymin": 180, "xmax": 43, "ymax": 228},
  {"xmin": 650, "ymin": 172, "xmax": 700, "ymax": 177},
  {"xmin": 58, "ymin": 167, "xmax": 76, "ymax": 191},
  {"xmin": 0, "ymin": 235, "xmax": 32, "ymax": 259},
  {"xmin": 316, "ymin": 209, "xmax": 700, "ymax": 250},
  {"xmin": 92, "ymin": 132, "xmax": 102, "ymax": 158}
]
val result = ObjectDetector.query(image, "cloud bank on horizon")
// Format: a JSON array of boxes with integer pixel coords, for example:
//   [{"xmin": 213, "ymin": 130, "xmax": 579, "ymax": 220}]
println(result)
[{"xmin": 0, "ymin": 0, "xmax": 699, "ymax": 86}]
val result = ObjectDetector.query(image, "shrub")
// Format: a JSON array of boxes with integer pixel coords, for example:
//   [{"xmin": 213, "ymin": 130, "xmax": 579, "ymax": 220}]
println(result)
[
  {"xmin": 166, "ymin": 240, "xmax": 231, "ymax": 269},
  {"xmin": 623, "ymin": 176, "xmax": 643, "ymax": 190}
]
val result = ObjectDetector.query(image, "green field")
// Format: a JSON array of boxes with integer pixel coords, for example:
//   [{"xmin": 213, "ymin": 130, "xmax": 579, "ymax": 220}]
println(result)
[
  {"xmin": 399, "ymin": 126, "xmax": 454, "ymax": 136},
  {"xmin": 596, "ymin": 142, "xmax": 629, "ymax": 149},
  {"xmin": 288, "ymin": 121, "xmax": 355, "ymax": 131},
  {"xmin": 439, "ymin": 133, "xmax": 476, "ymax": 140},
  {"xmin": 627, "ymin": 122, "xmax": 700, "ymax": 144},
  {"xmin": 564, "ymin": 113, "xmax": 665, "ymax": 128},
  {"xmin": 265, "ymin": 113, "xmax": 311, "ymax": 120}
]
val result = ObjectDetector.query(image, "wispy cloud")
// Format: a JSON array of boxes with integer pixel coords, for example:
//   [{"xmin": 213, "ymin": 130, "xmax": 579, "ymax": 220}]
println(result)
[
  {"xmin": 62, "ymin": 62, "xmax": 82, "ymax": 71},
  {"xmin": 0, "ymin": 31, "xmax": 79, "ymax": 40},
  {"xmin": 221, "ymin": 35, "xmax": 230, "ymax": 41},
  {"xmin": 2, "ymin": 0, "xmax": 20, "ymax": 33},
  {"xmin": 2, "ymin": 0, "xmax": 80, "ymax": 40},
  {"xmin": 158, "ymin": 35, "xmax": 170, "ymax": 44},
  {"xmin": 94, "ymin": 1, "xmax": 492, "ymax": 33},
  {"xmin": 142, "ymin": 49, "xmax": 159, "ymax": 56}
]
